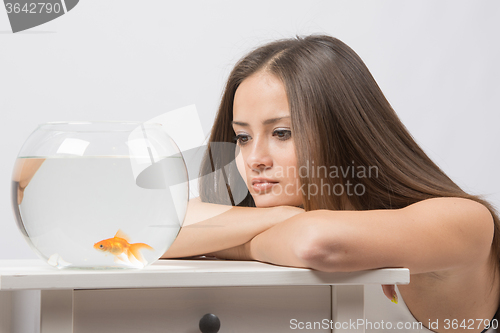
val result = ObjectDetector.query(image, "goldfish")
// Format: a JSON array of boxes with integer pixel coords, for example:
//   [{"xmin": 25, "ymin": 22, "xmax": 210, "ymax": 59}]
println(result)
[{"xmin": 94, "ymin": 229, "xmax": 153, "ymax": 265}]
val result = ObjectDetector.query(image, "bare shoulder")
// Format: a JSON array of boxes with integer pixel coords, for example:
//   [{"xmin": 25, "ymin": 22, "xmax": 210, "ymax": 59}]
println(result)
[
  {"xmin": 396, "ymin": 197, "xmax": 495, "ymax": 272},
  {"xmin": 396, "ymin": 198, "xmax": 499, "ymax": 326},
  {"xmin": 401, "ymin": 197, "xmax": 494, "ymax": 240},
  {"xmin": 403, "ymin": 197, "xmax": 492, "ymax": 216}
]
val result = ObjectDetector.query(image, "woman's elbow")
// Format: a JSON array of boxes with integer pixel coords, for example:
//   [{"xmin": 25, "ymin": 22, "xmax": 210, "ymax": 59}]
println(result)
[{"xmin": 292, "ymin": 218, "xmax": 344, "ymax": 272}]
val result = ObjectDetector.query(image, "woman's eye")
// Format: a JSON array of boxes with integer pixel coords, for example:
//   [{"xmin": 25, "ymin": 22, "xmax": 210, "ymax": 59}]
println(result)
[
  {"xmin": 233, "ymin": 134, "xmax": 251, "ymax": 145},
  {"xmin": 273, "ymin": 129, "xmax": 292, "ymax": 141}
]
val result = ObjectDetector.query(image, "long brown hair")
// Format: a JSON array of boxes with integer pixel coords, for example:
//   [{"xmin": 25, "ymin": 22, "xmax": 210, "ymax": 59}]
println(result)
[{"xmin": 199, "ymin": 34, "xmax": 500, "ymax": 270}]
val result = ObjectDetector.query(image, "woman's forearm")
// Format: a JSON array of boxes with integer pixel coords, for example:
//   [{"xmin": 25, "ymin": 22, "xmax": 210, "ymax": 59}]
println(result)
[
  {"xmin": 247, "ymin": 211, "xmax": 315, "ymax": 268},
  {"xmin": 162, "ymin": 198, "xmax": 303, "ymax": 258}
]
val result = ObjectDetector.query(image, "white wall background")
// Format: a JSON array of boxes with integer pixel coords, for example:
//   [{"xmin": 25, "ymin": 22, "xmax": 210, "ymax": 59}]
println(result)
[{"xmin": 0, "ymin": 0, "xmax": 499, "ymax": 260}]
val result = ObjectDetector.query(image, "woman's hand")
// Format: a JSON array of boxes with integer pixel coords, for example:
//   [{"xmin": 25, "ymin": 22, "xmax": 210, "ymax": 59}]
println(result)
[
  {"xmin": 13, "ymin": 158, "xmax": 45, "ymax": 205},
  {"xmin": 382, "ymin": 284, "xmax": 398, "ymax": 304}
]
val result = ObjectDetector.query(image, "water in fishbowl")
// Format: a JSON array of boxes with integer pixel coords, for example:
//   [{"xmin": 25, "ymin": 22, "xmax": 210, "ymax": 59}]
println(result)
[{"xmin": 12, "ymin": 155, "xmax": 188, "ymax": 269}]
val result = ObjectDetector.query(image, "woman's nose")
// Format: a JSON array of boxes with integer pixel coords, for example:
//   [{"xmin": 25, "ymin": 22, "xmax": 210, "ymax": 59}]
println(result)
[{"xmin": 246, "ymin": 139, "xmax": 273, "ymax": 171}]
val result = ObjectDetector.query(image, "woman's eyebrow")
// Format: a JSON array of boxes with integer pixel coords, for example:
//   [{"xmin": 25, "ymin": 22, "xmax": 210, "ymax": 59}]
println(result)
[{"xmin": 232, "ymin": 116, "xmax": 291, "ymax": 127}]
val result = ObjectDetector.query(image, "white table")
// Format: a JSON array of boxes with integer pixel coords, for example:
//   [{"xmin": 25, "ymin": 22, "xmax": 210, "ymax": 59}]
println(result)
[{"xmin": 0, "ymin": 259, "xmax": 409, "ymax": 333}]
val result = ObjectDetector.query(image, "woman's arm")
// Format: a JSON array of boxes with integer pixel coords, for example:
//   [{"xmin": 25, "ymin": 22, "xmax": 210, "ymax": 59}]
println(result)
[
  {"xmin": 12, "ymin": 158, "xmax": 45, "ymax": 204},
  {"xmin": 161, "ymin": 197, "xmax": 304, "ymax": 258},
  {"xmin": 245, "ymin": 197, "xmax": 494, "ymax": 275}
]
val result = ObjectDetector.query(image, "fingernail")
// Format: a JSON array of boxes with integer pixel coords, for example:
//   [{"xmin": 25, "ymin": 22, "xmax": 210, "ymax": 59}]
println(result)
[{"xmin": 391, "ymin": 293, "xmax": 398, "ymax": 304}]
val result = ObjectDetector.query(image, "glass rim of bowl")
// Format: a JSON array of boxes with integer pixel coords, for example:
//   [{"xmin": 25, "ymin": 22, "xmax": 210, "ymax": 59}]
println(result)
[{"xmin": 37, "ymin": 121, "xmax": 162, "ymax": 132}]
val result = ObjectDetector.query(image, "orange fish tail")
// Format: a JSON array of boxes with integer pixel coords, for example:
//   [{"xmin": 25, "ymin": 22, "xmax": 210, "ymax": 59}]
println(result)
[{"xmin": 128, "ymin": 243, "xmax": 154, "ymax": 263}]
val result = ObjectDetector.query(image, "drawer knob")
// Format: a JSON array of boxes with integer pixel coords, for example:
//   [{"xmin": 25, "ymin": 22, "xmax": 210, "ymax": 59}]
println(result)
[{"xmin": 199, "ymin": 313, "xmax": 221, "ymax": 333}]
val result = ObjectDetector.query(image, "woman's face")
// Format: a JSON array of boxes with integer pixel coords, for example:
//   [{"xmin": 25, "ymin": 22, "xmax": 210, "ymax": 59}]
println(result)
[{"xmin": 232, "ymin": 71, "xmax": 303, "ymax": 208}]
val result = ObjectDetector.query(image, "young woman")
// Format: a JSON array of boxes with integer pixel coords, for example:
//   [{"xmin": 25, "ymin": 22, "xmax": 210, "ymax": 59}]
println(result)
[{"xmin": 162, "ymin": 34, "xmax": 499, "ymax": 332}]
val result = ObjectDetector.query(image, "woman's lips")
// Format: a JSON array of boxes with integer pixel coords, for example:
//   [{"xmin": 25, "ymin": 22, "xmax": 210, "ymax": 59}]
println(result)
[{"xmin": 252, "ymin": 181, "xmax": 279, "ymax": 193}]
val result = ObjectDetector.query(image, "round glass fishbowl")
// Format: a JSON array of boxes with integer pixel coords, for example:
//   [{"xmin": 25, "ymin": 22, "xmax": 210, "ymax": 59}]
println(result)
[{"xmin": 11, "ymin": 121, "xmax": 189, "ymax": 269}]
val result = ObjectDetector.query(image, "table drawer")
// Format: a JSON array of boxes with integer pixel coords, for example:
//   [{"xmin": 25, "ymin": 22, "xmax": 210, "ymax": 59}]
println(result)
[{"xmin": 73, "ymin": 286, "xmax": 332, "ymax": 333}]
